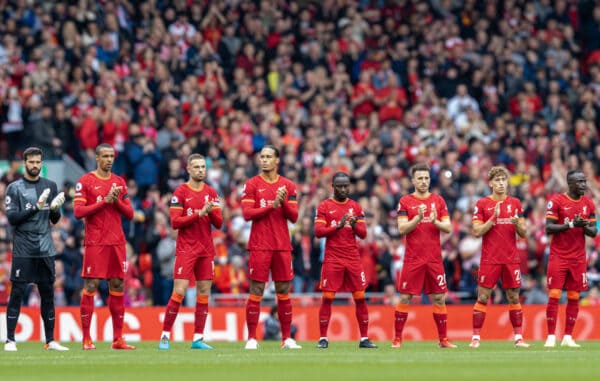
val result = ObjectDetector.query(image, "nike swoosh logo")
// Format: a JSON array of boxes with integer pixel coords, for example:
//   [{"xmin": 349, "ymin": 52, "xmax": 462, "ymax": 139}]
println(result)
[
  {"xmin": 258, "ymin": 189, "xmax": 266, "ymax": 192},
  {"xmin": 94, "ymin": 186, "xmax": 101, "ymax": 189},
  {"xmin": 564, "ymin": 207, "xmax": 571, "ymax": 210},
  {"xmin": 329, "ymin": 211, "xmax": 336, "ymax": 214},
  {"xmin": 185, "ymin": 198, "xmax": 193, "ymax": 202}
]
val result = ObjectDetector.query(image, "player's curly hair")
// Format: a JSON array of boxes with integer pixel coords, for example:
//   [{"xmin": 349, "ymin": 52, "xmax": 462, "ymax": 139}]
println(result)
[{"xmin": 488, "ymin": 166, "xmax": 510, "ymax": 181}]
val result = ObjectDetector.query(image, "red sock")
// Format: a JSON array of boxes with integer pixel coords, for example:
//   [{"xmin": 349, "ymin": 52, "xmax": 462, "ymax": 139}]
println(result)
[
  {"xmin": 80, "ymin": 291, "xmax": 95, "ymax": 341},
  {"xmin": 319, "ymin": 297, "xmax": 333, "ymax": 337},
  {"xmin": 162, "ymin": 293, "xmax": 184, "ymax": 332},
  {"xmin": 546, "ymin": 297, "xmax": 559, "ymax": 335},
  {"xmin": 354, "ymin": 297, "xmax": 369, "ymax": 338},
  {"xmin": 245, "ymin": 295, "xmax": 262, "ymax": 340},
  {"xmin": 433, "ymin": 313, "xmax": 448, "ymax": 340},
  {"xmin": 277, "ymin": 294, "xmax": 292, "ymax": 340},
  {"xmin": 509, "ymin": 304, "xmax": 523, "ymax": 335},
  {"xmin": 472, "ymin": 301, "xmax": 486, "ymax": 336},
  {"xmin": 109, "ymin": 291, "xmax": 124, "ymax": 340},
  {"xmin": 194, "ymin": 295, "xmax": 209, "ymax": 335},
  {"xmin": 565, "ymin": 298, "xmax": 579, "ymax": 335},
  {"xmin": 393, "ymin": 307, "xmax": 409, "ymax": 339}
]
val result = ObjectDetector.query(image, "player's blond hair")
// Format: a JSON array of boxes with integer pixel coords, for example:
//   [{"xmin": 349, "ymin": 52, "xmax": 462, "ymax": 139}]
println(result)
[{"xmin": 488, "ymin": 166, "xmax": 510, "ymax": 181}]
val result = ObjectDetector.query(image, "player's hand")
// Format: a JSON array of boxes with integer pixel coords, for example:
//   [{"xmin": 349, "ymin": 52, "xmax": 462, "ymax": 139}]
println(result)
[
  {"xmin": 429, "ymin": 207, "xmax": 437, "ymax": 222},
  {"xmin": 199, "ymin": 201, "xmax": 215, "ymax": 217},
  {"xmin": 573, "ymin": 214, "xmax": 588, "ymax": 228},
  {"xmin": 273, "ymin": 186, "xmax": 287, "ymax": 208},
  {"xmin": 37, "ymin": 188, "xmax": 51, "ymax": 208},
  {"xmin": 50, "ymin": 192, "xmax": 65, "ymax": 211},
  {"xmin": 417, "ymin": 204, "xmax": 426, "ymax": 220},
  {"xmin": 338, "ymin": 213, "xmax": 349, "ymax": 229},
  {"xmin": 494, "ymin": 202, "xmax": 501, "ymax": 218},
  {"xmin": 510, "ymin": 210, "xmax": 519, "ymax": 225},
  {"xmin": 348, "ymin": 215, "xmax": 358, "ymax": 228}
]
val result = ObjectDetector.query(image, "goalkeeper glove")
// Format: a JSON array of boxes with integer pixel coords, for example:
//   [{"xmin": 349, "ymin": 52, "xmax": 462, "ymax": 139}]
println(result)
[
  {"xmin": 37, "ymin": 188, "xmax": 51, "ymax": 209},
  {"xmin": 50, "ymin": 192, "xmax": 65, "ymax": 211}
]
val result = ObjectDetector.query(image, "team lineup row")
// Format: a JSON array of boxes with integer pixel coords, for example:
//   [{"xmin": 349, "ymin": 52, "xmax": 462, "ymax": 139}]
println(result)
[{"xmin": 4, "ymin": 144, "xmax": 594, "ymax": 351}]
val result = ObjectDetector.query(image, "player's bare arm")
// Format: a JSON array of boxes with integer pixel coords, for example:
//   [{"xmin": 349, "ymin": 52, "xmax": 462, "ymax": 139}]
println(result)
[
  {"xmin": 545, "ymin": 217, "xmax": 573, "ymax": 234},
  {"xmin": 337, "ymin": 213, "xmax": 349, "ymax": 230},
  {"xmin": 398, "ymin": 204, "xmax": 424, "ymax": 235},
  {"xmin": 510, "ymin": 211, "xmax": 527, "ymax": 238}
]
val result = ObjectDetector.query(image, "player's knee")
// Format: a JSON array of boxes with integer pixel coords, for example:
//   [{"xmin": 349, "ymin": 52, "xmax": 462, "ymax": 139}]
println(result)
[
  {"xmin": 37, "ymin": 282, "xmax": 54, "ymax": 300},
  {"xmin": 9, "ymin": 282, "xmax": 27, "ymax": 301}
]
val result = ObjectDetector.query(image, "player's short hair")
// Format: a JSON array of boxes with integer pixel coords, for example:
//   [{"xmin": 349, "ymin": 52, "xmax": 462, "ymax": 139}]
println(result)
[
  {"xmin": 95, "ymin": 143, "xmax": 114, "ymax": 155},
  {"xmin": 332, "ymin": 172, "xmax": 350, "ymax": 184},
  {"xmin": 22, "ymin": 147, "xmax": 43, "ymax": 161},
  {"xmin": 187, "ymin": 153, "xmax": 205, "ymax": 165},
  {"xmin": 261, "ymin": 144, "xmax": 280, "ymax": 158},
  {"xmin": 410, "ymin": 163, "xmax": 430, "ymax": 177},
  {"xmin": 566, "ymin": 169, "xmax": 585, "ymax": 183},
  {"xmin": 488, "ymin": 166, "xmax": 509, "ymax": 181}
]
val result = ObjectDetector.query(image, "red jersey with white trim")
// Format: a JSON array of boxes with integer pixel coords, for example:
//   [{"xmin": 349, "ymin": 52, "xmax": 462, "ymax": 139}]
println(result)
[
  {"xmin": 170, "ymin": 183, "xmax": 222, "ymax": 257},
  {"xmin": 314, "ymin": 198, "xmax": 367, "ymax": 262},
  {"xmin": 241, "ymin": 175, "xmax": 297, "ymax": 251},
  {"xmin": 73, "ymin": 172, "xmax": 129, "ymax": 246},
  {"xmin": 397, "ymin": 193, "xmax": 449, "ymax": 263},
  {"xmin": 472, "ymin": 196, "xmax": 522, "ymax": 264},
  {"xmin": 546, "ymin": 193, "xmax": 596, "ymax": 261}
]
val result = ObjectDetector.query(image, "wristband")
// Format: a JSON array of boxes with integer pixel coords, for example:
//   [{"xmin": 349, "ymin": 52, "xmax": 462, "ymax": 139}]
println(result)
[{"xmin": 568, "ymin": 221, "xmax": 574, "ymax": 229}]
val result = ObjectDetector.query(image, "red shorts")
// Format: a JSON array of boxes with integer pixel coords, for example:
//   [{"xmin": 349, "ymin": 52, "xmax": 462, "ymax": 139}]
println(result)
[
  {"xmin": 248, "ymin": 250, "xmax": 294, "ymax": 282},
  {"xmin": 477, "ymin": 263, "xmax": 522, "ymax": 289},
  {"xmin": 547, "ymin": 258, "xmax": 588, "ymax": 291},
  {"xmin": 173, "ymin": 255, "xmax": 214, "ymax": 282},
  {"xmin": 82, "ymin": 245, "xmax": 127, "ymax": 279},
  {"xmin": 397, "ymin": 260, "xmax": 447, "ymax": 295},
  {"xmin": 319, "ymin": 260, "xmax": 367, "ymax": 292}
]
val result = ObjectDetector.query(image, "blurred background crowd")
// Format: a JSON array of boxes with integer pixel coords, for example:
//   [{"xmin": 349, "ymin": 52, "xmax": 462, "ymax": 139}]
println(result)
[{"xmin": 2, "ymin": 0, "xmax": 600, "ymax": 308}]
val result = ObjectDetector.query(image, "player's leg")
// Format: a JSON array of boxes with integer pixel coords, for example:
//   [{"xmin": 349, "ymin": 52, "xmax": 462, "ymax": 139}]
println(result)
[
  {"xmin": 561, "ymin": 265, "xmax": 586, "ymax": 348},
  {"xmin": 159, "ymin": 255, "xmax": 194, "ymax": 349},
  {"xmin": 544, "ymin": 260, "xmax": 565, "ymax": 347},
  {"xmin": 471, "ymin": 263, "xmax": 500, "ymax": 347},
  {"xmin": 317, "ymin": 261, "xmax": 343, "ymax": 348},
  {"xmin": 107, "ymin": 245, "xmax": 133, "ymax": 349},
  {"xmin": 346, "ymin": 263, "xmax": 375, "ymax": 348},
  {"xmin": 245, "ymin": 251, "xmax": 270, "ymax": 349},
  {"xmin": 425, "ymin": 264, "xmax": 455, "ymax": 348},
  {"xmin": 392, "ymin": 262, "xmax": 423, "ymax": 348},
  {"xmin": 273, "ymin": 250, "xmax": 300, "ymax": 349},
  {"xmin": 191, "ymin": 260, "xmax": 213, "ymax": 350},
  {"xmin": 80, "ymin": 246, "xmax": 108, "ymax": 350},
  {"xmin": 5, "ymin": 280, "xmax": 27, "ymax": 351},
  {"xmin": 502, "ymin": 264, "xmax": 529, "ymax": 347}
]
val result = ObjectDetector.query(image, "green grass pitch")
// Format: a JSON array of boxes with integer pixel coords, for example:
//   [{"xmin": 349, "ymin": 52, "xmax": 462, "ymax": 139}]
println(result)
[{"xmin": 2, "ymin": 341, "xmax": 600, "ymax": 381}]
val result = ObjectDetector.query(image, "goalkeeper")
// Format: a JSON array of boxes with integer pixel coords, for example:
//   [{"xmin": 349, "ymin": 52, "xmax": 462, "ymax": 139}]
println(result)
[{"xmin": 3, "ymin": 147, "xmax": 68, "ymax": 352}]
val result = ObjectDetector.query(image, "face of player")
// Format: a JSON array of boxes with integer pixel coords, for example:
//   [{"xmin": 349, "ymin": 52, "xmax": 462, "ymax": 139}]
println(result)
[
  {"xmin": 411, "ymin": 170, "xmax": 430, "ymax": 195},
  {"xmin": 567, "ymin": 172, "xmax": 587, "ymax": 198},
  {"xmin": 187, "ymin": 158, "xmax": 207, "ymax": 183},
  {"xmin": 332, "ymin": 176, "xmax": 350, "ymax": 202},
  {"xmin": 23, "ymin": 154, "xmax": 42, "ymax": 180},
  {"xmin": 259, "ymin": 147, "xmax": 279, "ymax": 174},
  {"xmin": 489, "ymin": 174, "xmax": 508, "ymax": 197},
  {"xmin": 96, "ymin": 147, "xmax": 115, "ymax": 173}
]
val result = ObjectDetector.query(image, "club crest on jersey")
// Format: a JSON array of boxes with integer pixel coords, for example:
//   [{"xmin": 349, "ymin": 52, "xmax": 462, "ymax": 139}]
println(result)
[
  {"xmin": 171, "ymin": 196, "xmax": 178, "ymax": 204},
  {"xmin": 507, "ymin": 204, "xmax": 512, "ymax": 214},
  {"xmin": 583, "ymin": 206, "xmax": 588, "ymax": 215}
]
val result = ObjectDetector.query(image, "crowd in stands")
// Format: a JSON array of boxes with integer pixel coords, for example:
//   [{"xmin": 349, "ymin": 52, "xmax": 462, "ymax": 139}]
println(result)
[{"xmin": 3, "ymin": 0, "xmax": 600, "ymax": 307}]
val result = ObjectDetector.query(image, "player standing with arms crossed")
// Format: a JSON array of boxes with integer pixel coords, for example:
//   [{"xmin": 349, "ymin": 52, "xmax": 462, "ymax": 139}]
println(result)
[
  {"xmin": 314, "ymin": 172, "xmax": 377, "ymax": 349},
  {"xmin": 544, "ymin": 169, "xmax": 597, "ymax": 348},
  {"xmin": 158, "ymin": 154, "xmax": 222, "ymax": 350},
  {"xmin": 4, "ymin": 147, "xmax": 68, "ymax": 351},
  {"xmin": 242, "ymin": 145, "xmax": 301, "ymax": 350},
  {"xmin": 74, "ymin": 143, "xmax": 135, "ymax": 350},
  {"xmin": 391, "ymin": 163, "xmax": 456, "ymax": 349},
  {"xmin": 469, "ymin": 166, "xmax": 530, "ymax": 348}
]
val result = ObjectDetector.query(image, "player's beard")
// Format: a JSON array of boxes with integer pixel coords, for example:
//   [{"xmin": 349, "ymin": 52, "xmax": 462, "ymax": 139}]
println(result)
[{"xmin": 25, "ymin": 166, "xmax": 40, "ymax": 178}]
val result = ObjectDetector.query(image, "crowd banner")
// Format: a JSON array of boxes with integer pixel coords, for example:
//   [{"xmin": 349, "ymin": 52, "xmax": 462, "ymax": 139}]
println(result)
[{"xmin": 1, "ymin": 305, "xmax": 599, "ymax": 342}]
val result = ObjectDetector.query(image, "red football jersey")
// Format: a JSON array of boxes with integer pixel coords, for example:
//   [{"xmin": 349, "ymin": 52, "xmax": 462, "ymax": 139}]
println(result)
[
  {"xmin": 472, "ymin": 196, "xmax": 522, "ymax": 264},
  {"xmin": 314, "ymin": 198, "xmax": 367, "ymax": 262},
  {"xmin": 546, "ymin": 194, "xmax": 596, "ymax": 260},
  {"xmin": 241, "ymin": 175, "xmax": 298, "ymax": 251},
  {"xmin": 73, "ymin": 172, "xmax": 130, "ymax": 246},
  {"xmin": 170, "ymin": 183, "xmax": 222, "ymax": 257},
  {"xmin": 397, "ymin": 193, "xmax": 449, "ymax": 263}
]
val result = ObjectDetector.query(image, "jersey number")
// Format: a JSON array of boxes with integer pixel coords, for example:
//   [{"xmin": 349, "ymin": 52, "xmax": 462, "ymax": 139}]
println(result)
[
  {"xmin": 514, "ymin": 269, "xmax": 521, "ymax": 282},
  {"xmin": 437, "ymin": 275, "xmax": 446, "ymax": 287}
]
